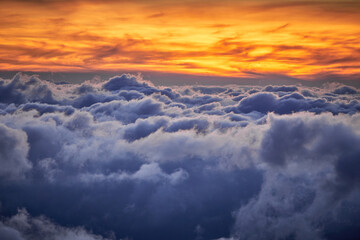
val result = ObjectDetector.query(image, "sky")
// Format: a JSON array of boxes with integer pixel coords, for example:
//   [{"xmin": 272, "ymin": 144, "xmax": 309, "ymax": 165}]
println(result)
[
  {"xmin": 1, "ymin": 1, "xmax": 360, "ymax": 240},
  {"xmin": 1, "ymin": 0, "xmax": 360, "ymax": 82}
]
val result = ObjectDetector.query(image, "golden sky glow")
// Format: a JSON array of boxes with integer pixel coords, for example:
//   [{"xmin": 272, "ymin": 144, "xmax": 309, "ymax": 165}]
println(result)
[{"xmin": 1, "ymin": 0, "xmax": 360, "ymax": 79}]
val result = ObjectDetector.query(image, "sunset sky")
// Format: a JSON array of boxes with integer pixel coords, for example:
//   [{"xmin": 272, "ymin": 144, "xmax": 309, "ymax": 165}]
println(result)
[
  {"xmin": 1, "ymin": 0, "xmax": 360, "ymax": 80},
  {"xmin": 2, "ymin": 2, "xmax": 360, "ymax": 240}
]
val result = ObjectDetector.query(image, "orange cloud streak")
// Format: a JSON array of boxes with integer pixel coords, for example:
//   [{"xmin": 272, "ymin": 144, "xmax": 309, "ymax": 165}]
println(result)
[{"xmin": 0, "ymin": 0, "xmax": 359, "ymax": 80}]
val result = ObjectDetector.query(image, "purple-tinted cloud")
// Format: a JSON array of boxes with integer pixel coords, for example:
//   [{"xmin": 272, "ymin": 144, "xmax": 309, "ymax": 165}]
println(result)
[{"xmin": 0, "ymin": 73, "xmax": 360, "ymax": 240}]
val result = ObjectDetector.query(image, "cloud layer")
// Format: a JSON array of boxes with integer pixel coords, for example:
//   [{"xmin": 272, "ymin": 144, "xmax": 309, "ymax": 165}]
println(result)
[{"xmin": 1, "ymin": 73, "xmax": 360, "ymax": 240}]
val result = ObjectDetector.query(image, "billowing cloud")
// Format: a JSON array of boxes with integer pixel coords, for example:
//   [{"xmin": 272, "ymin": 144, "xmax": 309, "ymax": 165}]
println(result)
[
  {"xmin": 0, "ymin": 123, "xmax": 31, "ymax": 180},
  {"xmin": 232, "ymin": 114, "xmax": 360, "ymax": 240},
  {"xmin": 0, "ymin": 73, "xmax": 360, "ymax": 240},
  {"xmin": 0, "ymin": 209, "xmax": 111, "ymax": 240}
]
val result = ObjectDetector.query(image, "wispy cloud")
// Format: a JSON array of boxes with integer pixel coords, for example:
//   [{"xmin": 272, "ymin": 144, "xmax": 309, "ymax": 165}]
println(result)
[{"xmin": 0, "ymin": 0, "xmax": 359, "ymax": 79}]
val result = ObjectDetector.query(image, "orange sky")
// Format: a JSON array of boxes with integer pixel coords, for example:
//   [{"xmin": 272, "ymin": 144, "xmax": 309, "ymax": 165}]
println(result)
[{"xmin": 0, "ymin": 0, "xmax": 360, "ymax": 80}]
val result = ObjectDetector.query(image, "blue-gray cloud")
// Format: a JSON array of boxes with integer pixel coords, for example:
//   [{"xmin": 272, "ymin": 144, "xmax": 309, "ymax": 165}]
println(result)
[{"xmin": 0, "ymin": 73, "xmax": 360, "ymax": 240}]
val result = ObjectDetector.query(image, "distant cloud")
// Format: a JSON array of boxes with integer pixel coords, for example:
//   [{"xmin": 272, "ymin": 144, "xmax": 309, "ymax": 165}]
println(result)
[{"xmin": 333, "ymin": 86, "xmax": 358, "ymax": 95}]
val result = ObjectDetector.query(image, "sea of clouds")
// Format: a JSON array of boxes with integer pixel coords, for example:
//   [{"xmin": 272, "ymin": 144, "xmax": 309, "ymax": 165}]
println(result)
[{"xmin": 0, "ymin": 73, "xmax": 360, "ymax": 240}]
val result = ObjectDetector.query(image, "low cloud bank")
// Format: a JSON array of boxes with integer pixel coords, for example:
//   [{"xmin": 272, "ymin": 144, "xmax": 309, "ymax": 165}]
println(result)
[{"xmin": 1, "ymin": 73, "xmax": 360, "ymax": 240}]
